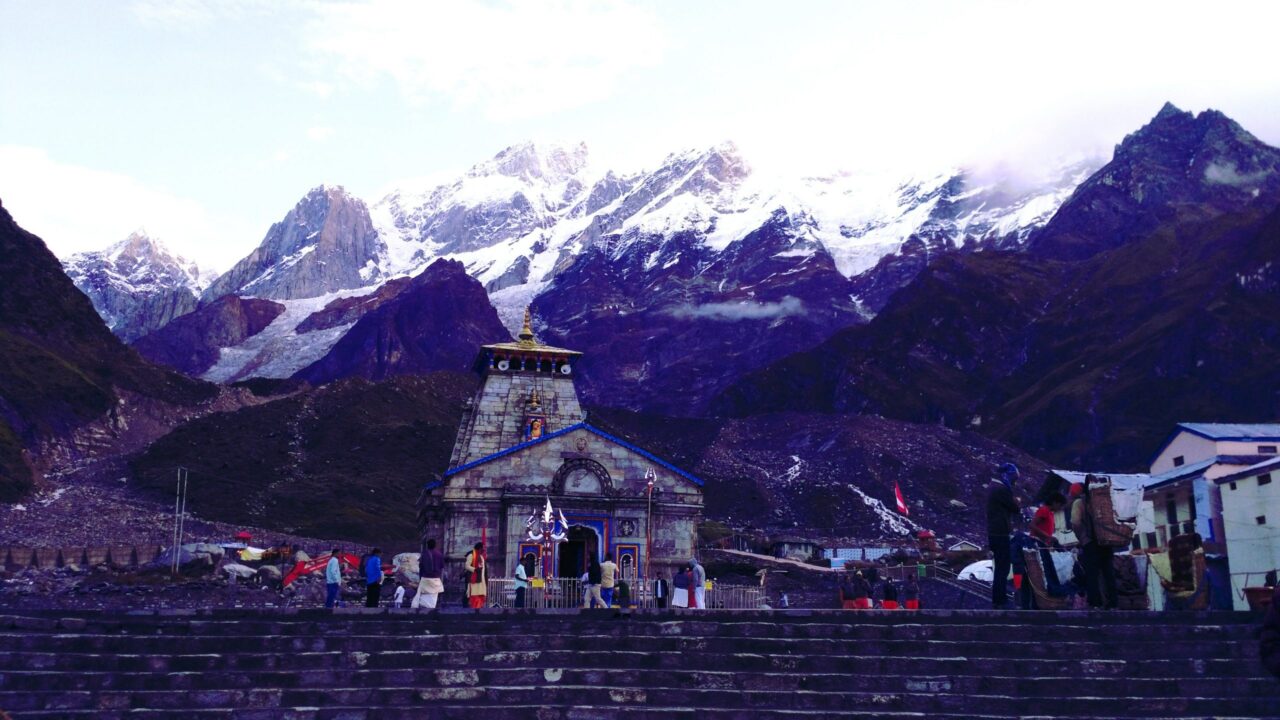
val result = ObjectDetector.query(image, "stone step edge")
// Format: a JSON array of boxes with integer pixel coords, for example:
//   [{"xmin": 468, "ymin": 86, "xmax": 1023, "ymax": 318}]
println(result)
[
  {"xmin": 0, "ymin": 609, "xmax": 1261, "ymax": 624},
  {"xmin": 2, "ymin": 670, "xmax": 1275, "ymax": 691},
  {"xmin": 0, "ymin": 650, "xmax": 1262, "ymax": 671},
  {"xmin": 9, "ymin": 710, "xmax": 1272, "ymax": 720},
  {"xmin": 8, "ymin": 685, "xmax": 1275, "ymax": 701},
  {"xmin": 0, "ymin": 631, "xmax": 1252, "ymax": 647}
]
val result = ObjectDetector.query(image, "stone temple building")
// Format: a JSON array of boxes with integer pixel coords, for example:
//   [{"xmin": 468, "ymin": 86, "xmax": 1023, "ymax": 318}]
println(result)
[{"xmin": 418, "ymin": 311, "xmax": 704, "ymax": 581}]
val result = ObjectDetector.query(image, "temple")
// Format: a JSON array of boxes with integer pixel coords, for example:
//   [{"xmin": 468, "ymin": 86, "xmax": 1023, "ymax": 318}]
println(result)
[{"xmin": 418, "ymin": 310, "xmax": 704, "ymax": 582}]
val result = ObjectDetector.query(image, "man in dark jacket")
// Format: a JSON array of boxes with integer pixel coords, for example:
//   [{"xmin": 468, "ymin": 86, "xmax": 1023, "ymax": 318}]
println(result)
[
  {"xmin": 986, "ymin": 463, "xmax": 1022, "ymax": 609},
  {"xmin": 1262, "ymin": 584, "xmax": 1280, "ymax": 680},
  {"xmin": 364, "ymin": 548, "xmax": 383, "ymax": 608}
]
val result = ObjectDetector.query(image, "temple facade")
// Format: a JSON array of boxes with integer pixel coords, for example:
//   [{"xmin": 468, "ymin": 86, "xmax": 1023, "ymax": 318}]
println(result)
[{"xmin": 418, "ymin": 312, "xmax": 704, "ymax": 581}]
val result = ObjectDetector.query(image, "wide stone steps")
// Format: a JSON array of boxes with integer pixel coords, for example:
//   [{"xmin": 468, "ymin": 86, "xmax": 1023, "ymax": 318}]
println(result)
[
  {"xmin": 2, "ymin": 686, "xmax": 1275, "ymax": 716},
  {"xmin": 2, "ymin": 667, "xmax": 1275, "ymax": 696},
  {"xmin": 0, "ymin": 609, "xmax": 1273, "ymax": 718},
  {"xmin": 0, "ymin": 648, "xmax": 1259, "ymax": 681},
  {"xmin": 0, "ymin": 650, "xmax": 1260, "ymax": 679},
  {"xmin": 0, "ymin": 627, "xmax": 1259, "ymax": 655},
  {"xmin": 10, "ymin": 710, "xmax": 1275, "ymax": 720}
]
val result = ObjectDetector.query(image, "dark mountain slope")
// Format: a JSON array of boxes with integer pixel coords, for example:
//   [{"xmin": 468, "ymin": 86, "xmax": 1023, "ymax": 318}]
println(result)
[
  {"xmin": 534, "ymin": 209, "xmax": 864, "ymax": 415},
  {"xmin": 718, "ymin": 204, "xmax": 1280, "ymax": 470},
  {"xmin": 133, "ymin": 296, "xmax": 286, "ymax": 377},
  {"xmin": 717, "ymin": 104, "xmax": 1280, "ymax": 469},
  {"xmin": 293, "ymin": 259, "xmax": 510, "ymax": 385},
  {"xmin": 130, "ymin": 373, "xmax": 477, "ymax": 543},
  {"xmin": 1031, "ymin": 102, "xmax": 1280, "ymax": 261},
  {"xmin": 0, "ymin": 199, "xmax": 214, "ymax": 500}
]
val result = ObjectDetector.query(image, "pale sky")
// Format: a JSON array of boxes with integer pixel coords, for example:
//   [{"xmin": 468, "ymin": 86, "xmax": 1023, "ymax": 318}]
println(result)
[{"xmin": 2, "ymin": 0, "xmax": 1279, "ymax": 270}]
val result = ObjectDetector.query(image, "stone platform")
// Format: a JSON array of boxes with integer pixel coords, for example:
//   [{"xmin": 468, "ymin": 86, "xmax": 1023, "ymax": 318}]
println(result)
[{"xmin": 0, "ymin": 608, "xmax": 1274, "ymax": 718}]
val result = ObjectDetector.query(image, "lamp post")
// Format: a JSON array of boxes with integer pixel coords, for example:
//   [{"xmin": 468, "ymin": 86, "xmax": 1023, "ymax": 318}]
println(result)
[{"xmin": 644, "ymin": 467, "xmax": 656, "ymax": 597}]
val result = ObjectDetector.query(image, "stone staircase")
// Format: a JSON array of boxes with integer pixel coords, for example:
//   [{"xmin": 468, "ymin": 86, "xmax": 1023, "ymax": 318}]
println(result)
[{"xmin": 0, "ymin": 608, "xmax": 1274, "ymax": 718}]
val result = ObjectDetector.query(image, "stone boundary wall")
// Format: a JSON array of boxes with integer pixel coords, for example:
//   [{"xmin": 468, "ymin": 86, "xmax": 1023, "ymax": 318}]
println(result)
[{"xmin": 0, "ymin": 546, "xmax": 164, "ymax": 571}]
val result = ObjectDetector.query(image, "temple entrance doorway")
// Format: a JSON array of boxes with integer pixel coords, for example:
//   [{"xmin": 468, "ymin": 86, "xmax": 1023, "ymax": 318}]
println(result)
[{"xmin": 558, "ymin": 525, "xmax": 599, "ymax": 578}]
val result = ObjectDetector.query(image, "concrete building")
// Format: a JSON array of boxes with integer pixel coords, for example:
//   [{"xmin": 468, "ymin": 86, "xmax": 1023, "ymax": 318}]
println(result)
[
  {"xmin": 770, "ymin": 537, "xmax": 821, "ymax": 560},
  {"xmin": 1039, "ymin": 423, "xmax": 1280, "ymax": 611},
  {"xmin": 418, "ymin": 311, "xmax": 704, "ymax": 581},
  {"xmin": 1212, "ymin": 457, "xmax": 1280, "ymax": 610},
  {"xmin": 1143, "ymin": 423, "xmax": 1280, "ymax": 554}
]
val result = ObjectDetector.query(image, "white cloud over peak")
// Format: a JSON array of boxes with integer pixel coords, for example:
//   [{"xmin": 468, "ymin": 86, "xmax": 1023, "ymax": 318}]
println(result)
[
  {"xmin": 0, "ymin": 146, "xmax": 252, "ymax": 270},
  {"xmin": 302, "ymin": 0, "xmax": 666, "ymax": 120}
]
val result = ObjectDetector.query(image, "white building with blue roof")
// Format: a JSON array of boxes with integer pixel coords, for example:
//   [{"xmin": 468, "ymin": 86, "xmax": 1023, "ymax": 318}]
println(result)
[
  {"xmin": 1145, "ymin": 422, "xmax": 1280, "ymax": 554},
  {"xmin": 1211, "ymin": 457, "xmax": 1280, "ymax": 609}
]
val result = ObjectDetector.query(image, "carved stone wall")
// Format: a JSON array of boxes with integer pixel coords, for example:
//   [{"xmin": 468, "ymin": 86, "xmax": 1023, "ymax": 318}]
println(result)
[
  {"xmin": 448, "ymin": 373, "xmax": 584, "ymax": 467},
  {"xmin": 422, "ymin": 426, "xmax": 702, "ymax": 581}
]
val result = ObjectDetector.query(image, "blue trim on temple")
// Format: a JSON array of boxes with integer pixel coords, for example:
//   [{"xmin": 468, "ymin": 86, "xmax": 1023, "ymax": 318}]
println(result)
[{"xmin": 439, "ymin": 422, "xmax": 705, "ymax": 488}]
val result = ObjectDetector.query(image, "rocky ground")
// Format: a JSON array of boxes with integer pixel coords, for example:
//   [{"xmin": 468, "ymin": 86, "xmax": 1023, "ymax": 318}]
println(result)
[
  {"xmin": 0, "ymin": 565, "xmax": 377, "ymax": 612},
  {"xmin": 0, "ymin": 452, "xmax": 355, "ymax": 550}
]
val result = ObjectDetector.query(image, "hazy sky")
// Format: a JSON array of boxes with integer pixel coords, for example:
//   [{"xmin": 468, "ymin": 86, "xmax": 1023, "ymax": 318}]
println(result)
[{"xmin": 2, "ymin": 0, "xmax": 1279, "ymax": 269}]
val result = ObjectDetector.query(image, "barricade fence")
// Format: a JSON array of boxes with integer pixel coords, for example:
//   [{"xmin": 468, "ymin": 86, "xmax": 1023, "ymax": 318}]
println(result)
[{"xmin": 483, "ymin": 577, "xmax": 768, "ymax": 610}]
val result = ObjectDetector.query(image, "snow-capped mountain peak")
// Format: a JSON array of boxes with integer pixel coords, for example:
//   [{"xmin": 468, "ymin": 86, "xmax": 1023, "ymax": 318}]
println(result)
[
  {"xmin": 62, "ymin": 229, "xmax": 215, "ymax": 341},
  {"xmin": 472, "ymin": 141, "xmax": 591, "ymax": 183}
]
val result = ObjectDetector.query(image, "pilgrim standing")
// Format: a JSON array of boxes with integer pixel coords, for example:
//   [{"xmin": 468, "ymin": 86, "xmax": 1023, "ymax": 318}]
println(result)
[
  {"xmin": 363, "ymin": 548, "xmax": 381, "ymax": 604},
  {"xmin": 672, "ymin": 566, "xmax": 690, "ymax": 608},
  {"xmin": 986, "ymin": 463, "xmax": 1021, "ymax": 609},
  {"xmin": 465, "ymin": 542, "xmax": 487, "ymax": 609},
  {"xmin": 690, "ymin": 557, "xmax": 706, "ymax": 610},
  {"xmin": 599, "ymin": 554, "xmax": 619, "ymax": 607},
  {"xmin": 412, "ymin": 539, "xmax": 445, "ymax": 610},
  {"xmin": 324, "ymin": 548, "xmax": 342, "ymax": 609}
]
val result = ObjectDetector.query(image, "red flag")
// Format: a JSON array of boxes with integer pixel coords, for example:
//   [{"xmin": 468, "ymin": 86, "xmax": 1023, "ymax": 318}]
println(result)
[{"xmin": 895, "ymin": 482, "xmax": 909, "ymax": 516}]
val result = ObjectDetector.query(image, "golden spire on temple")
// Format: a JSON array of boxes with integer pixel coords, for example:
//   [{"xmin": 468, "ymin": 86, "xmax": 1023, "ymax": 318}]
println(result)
[{"xmin": 518, "ymin": 307, "xmax": 536, "ymax": 348}]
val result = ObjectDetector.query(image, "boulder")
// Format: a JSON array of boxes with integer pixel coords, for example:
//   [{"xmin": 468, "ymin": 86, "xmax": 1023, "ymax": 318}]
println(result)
[
  {"xmin": 152, "ymin": 545, "xmax": 220, "ymax": 575},
  {"xmin": 393, "ymin": 552, "xmax": 421, "ymax": 587},
  {"xmin": 256, "ymin": 565, "xmax": 283, "ymax": 584},
  {"xmin": 182, "ymin": 543, "xmax": 226, "ymax": 563},
  {"xmin": 222, "ymin": 563, "xmax": 257, "ymax": 580}
]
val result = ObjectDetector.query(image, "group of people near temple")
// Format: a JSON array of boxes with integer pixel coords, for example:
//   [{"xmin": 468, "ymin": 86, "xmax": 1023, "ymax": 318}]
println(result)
[
  {"xmin": 839, "ymin": 568, "xmax": 920, "ymax": 609},
  {"xmin": 333, "ymin": 540, "xmax": 714, "ymax": 610}
]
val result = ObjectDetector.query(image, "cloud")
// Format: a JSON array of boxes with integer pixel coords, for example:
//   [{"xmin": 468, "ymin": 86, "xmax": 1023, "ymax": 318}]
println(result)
[
  {"xmin": 301, "ymin": 0, "xmax": 667, "ymax": 120},
  {"xmin": 306, "ymin": 126, "xmax": 336, "ymax": 142},
  {"xmin": 666, "ymin": 296, "xmax": 805, "ymax": 322},
  {"xmin": 130, "ymin": 0, "xmax": 286, "ymax": 27},
  {"xmin": 0, "ymin": 146, "xmax": 252, "ymax": 270},
  {"xmin": 1204, "ymin": 162, "xmax": 1271, "ymax": 187}
]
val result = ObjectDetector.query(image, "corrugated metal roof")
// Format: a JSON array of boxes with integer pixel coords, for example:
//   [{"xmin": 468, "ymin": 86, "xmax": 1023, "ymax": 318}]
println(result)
[
  {"xmin": 1212, "ymin": 456, "xmax": 1280, "ymax": 485},
  {"xmin": 1177, "ymin": 423, "xmax": 1280, "ymax": 440},
  {"xmin": 1145, "ymin": 455, "xmax": 1269, "ymax": 490},
  {"xmin": 1049, "ymin": 470, "xmax": 1150, "ymax": 492}
]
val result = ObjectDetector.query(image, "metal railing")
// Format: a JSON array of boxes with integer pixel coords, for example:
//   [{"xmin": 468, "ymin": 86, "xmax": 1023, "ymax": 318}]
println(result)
[{"xmin": 484, "ymin": 578, "xmax": 768, "ymax": 610}]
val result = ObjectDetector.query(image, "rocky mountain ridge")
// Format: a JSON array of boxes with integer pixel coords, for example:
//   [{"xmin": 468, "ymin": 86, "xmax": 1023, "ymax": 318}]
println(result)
[
  {"xmin": 62, "ymin": 230, "xmax": 214, "ymax": 342},
  {"xmin": 79, "ymin": 140, "xmax": 1093, "ymax": 396},
  {"xmin": 716, "ymin": 104, "xmax": 1280, "ymax": 469},
  {"xmin": 0, "ymin": 201, "xmax": 217, "ymax": 501}
]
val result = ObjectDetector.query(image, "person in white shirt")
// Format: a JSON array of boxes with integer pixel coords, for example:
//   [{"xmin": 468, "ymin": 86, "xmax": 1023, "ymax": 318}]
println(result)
[
  {"xmin": 690, "ymin": 557, "xmax": 706, "ymax": 610},
  {"xmin": 514, "ymin": 553, "xmax": 535, "ymax": 608},
  {"xmin": 324, "ymin": 549, "xmax": 342, "ymax": 609},
  {"xmin": 599, "ymin": 553, "xmax": 619, "ymax": 607}
]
